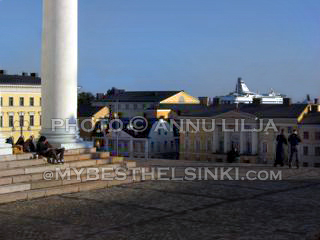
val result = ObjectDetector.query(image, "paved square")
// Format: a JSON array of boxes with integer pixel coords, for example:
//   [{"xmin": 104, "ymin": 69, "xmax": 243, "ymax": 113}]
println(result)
[{"xmin": 0, "ymin": 174, "xmax": 319, "ymax": 240}]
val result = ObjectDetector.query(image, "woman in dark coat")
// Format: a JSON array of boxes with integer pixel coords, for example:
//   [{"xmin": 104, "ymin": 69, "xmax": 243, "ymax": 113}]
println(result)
[{"xmin": 274, "ymin": 129, "xmax": 287, "ymax": 167}]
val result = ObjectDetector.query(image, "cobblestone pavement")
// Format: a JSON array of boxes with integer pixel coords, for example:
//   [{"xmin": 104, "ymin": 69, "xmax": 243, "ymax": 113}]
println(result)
[{"xmin": 0, "ymin": 162, "xmax": 320, "ymax": 240}]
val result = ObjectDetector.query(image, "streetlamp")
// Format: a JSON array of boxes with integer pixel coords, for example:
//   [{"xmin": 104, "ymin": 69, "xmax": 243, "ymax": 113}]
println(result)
[{"xmin": 12, "ymin": 119, "xmax": 30, "ymax": 138}]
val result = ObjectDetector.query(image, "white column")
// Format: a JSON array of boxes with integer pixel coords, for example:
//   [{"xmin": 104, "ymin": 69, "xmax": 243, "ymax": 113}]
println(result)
[
  {"xmin": 224, "ymin": 132, "xmax": 229, "ymax": 153},
  {"xmin": 252, "ymin": 131, "xmax": 258, "ymax": 155},
  {"xmin": 41, "ymin": 0, "xmax": 80, "ymax": 148},
  {"xmin": 145, "ymin": 139, "xmax": 149, "ymax": 159},
  {"xmin": 212, "ymin": 129, "xmax": 218, "ymax": 153},
  {"xmin": 0, "ymin": 110, "xmax": 12, "ymax": 155},
  {"xmin": 240, "ymin": 131, "xmax": 245, "ymax": 154},
  {"xmin": 129, "ymin": 139, "xmax": 133, "ymax": 158},
  {"xmin": 105, "ymin": 137, "xmax": 109, "ymax": 151}
]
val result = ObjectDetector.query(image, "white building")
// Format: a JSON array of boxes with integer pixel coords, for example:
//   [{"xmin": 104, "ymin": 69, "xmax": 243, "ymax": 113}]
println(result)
[
  {"xmin": 93, "ymin": 119, "xmax": 179, "ymax": 159},
  {"xmin": 219, "ymin": 78, "xmax": 285, "ymax": 104}
]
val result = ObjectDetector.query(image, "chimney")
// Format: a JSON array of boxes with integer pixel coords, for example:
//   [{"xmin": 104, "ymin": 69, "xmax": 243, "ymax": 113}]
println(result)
[
  {"xmin": 311, "ymin": 105, "xmax": 318, "ymax": 113},
  {"xmin": 0, "ymin": 70, "xmax": 6, "ymax": 76},
  {"xmin": 198, "ymin": 97, "xmax": 209, "ymax": 106},
  {"xmin": 283, "ymin": 98, "xmax": 292, "ymax": 106},
  {"xmin": 252, "ymin": 98, "xmax": 262, "ymax": 105},
  {"xmin": 314, "ymin": 98, "xmax": 319, "ymax": 105},
  {"xmin": 22, "ymin": 72, "xmax": 28, "ymax": 76},
  {"xmin": 96, "ymin": 93, "xmax": 104, "ymax": 100},
  {"xmin": 30, "ymin": 72, "xmax": 38, "ymax": 77},
  {"xmin": 307, "ymin": 94, "xmax": 311, "ymax": 102}
]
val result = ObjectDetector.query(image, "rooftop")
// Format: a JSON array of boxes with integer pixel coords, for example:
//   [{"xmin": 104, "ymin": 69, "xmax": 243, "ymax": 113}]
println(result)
[
  {"xmin": 78, "ymin": 104, "xmax": 106, "ymax": 118},
  {"xmin": 96, "ymin": 90, "xmax": 181, "ymax": 103},
  {"xmin": 179, "ymin": 103, "xmax": 308, "ymax": 119},
  {"xmin": 301, "ymin": 112, "xmax": 320, "ymax": 125},
  {"xmin": 0, "ymin": 72, "xmax": 41, "ymax": 86}
]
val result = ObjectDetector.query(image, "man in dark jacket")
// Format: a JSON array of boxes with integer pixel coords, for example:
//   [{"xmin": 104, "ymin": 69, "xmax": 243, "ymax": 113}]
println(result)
[
  {"xmin": 288, "ymin": 130, "xmax": 301, "ymax": 168},
  {"xmin": 37, "ymin": 136, "xmax": 65, "ymax": 164},
  {"xmin": 274, "ymin": 129, "xmax": 287, "ymax": 167}
]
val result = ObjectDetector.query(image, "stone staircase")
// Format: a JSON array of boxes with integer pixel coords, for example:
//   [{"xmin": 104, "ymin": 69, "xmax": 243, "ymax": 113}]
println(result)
[{"xmin": 0, "ymin": 148, "xmax": 148, "ymax": 204}]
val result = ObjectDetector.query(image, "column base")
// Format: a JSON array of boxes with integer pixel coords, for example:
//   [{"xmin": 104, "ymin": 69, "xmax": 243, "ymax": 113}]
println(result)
[
  {"xmin": 0, "ymin": 143, "xmax": 13, "ymax": 156},
  {"xmin": 58, "ymin": 141, "xmax": 93, "ymax": 150},
  {"xmin": 40, "ymin": 129, "xmax": 93, "ymax": 150}
]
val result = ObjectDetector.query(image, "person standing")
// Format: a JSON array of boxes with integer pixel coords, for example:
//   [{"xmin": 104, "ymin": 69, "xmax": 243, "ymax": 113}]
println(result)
[
  {"xmin": 274, "ymin": 129, "xmax": 287, "ymax": 167},
  {"xmin": 288, "ymin": 129, "xmax": 301, "ymax": 168}
]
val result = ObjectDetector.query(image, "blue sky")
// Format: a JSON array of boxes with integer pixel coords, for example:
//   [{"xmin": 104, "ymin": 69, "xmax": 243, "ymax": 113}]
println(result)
[{"xmin": 0, "ymin": 0, "xmax": 319, "ymax": 101}]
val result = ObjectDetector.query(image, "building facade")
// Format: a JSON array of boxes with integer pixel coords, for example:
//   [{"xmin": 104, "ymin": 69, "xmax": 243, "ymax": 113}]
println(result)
[
  {"xmin": 179, "ymin": 103, "xmax": 320, "ymax": 166},
  {"xmin": 0, "ymin": 71, "xmax": 42, "ymax": 142},
  {"xmin": 92, "ymin": 119, "xmax": 179, "ymax": 159},
  {"xmin": 93, "ymin": 88, "xmax": 200, "ymax": 119},
  {"xmin": 300, "ymin": 111, "xmax": 320, "ymax": 167}
]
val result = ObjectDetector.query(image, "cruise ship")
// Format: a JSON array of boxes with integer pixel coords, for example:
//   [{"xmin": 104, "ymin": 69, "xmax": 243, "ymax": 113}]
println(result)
[{"xmin": 219, "ymin": 78, "xmax": 286, "ymax": 104}]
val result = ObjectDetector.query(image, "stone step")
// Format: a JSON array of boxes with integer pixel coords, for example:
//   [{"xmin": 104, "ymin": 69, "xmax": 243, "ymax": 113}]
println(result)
[
  {"xmin": 0, "ymin": 148, "xmax": 98, "ymax": 162},
  {"xmin": 0, "ymin": 152, "xmax": 110, "ymax": 170},
  {"xmin": 0, "ymin": 183, "xmax": 31, "ymax": 195},
  {"xmin": 0, "ymin": 169, "xmax": 153, "ymax": 204},
  {"xmin": 0, "ymin": 157, "xmax": 131, "ymax": 185},
  {"xmin": 125, "ymin": 160, "xmax": 137, "ymax": 168},
  {"xmin": 0, "ymin": 163, "xmax": 123, "ymax": 186},
  {"xmin": 64, "ymin": 148, "xmax": 96, "ymax": 156},
  {"xmin": 0, "ymin": 153, "xmax": 34, "ymax": 162},
  {"xmin": 30, "ymin": 169, "xmax": 134, "ymax": 190},
  {"xmin": 0, "ymin": 158, "xmax": 114, "ymax": 178},
  {"xmin": 0, "ymin": 166, "xmax": 150, "ymax": 194},
  {"xmin": 0, "ymin": 158, "xmax": 45, "ymax": 170}
]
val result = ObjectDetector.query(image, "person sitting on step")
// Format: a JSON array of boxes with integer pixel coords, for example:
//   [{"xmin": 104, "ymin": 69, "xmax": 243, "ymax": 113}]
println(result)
[
  {"xmin": 36, "ymin": 136, "xmax": 65, "ymax": 164},
  {"xmin": 23, "ymin": 135, "xmax": 36, "ymax": 153},
  {"xmin": 13, "ymin": 136, "xmax": 25, "ymax": 154}
]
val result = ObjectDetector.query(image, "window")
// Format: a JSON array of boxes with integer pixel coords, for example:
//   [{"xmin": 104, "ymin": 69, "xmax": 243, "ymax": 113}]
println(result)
[
  {"xmin": 125, "ymin": 104, "xmax": 129, "ymax": 110},
  {"xmin": 30, "ymin": 115, "xmax": 34, "ymax": 127},
  {"xmin": 19, "ymin": 115, "xmax": 24, "ymax": 127},
  {"xmin": 164, "ymin": 141, "xmax": 168, "ymax": 150},
  {"xmin": 287, "ymin": 127, "xmax": 293, "ymax": 134},
  {"xmin": 9, "ymin": 116, "xmax": 14, "ymax": 127},
  {"xmin": 303, "ymin": 146, "xmax": 308, "ymax": 156},
  {"xmin": 171, "ymin": 141, "xmax": 174, "ymax": 150},
  {"xmin": 158, "ymin": 129, "xmax": 161, "ymax": 135},
  {"xmin": 0, "ymin": 97, "xmax": 2, "ymax": 106},
  {"xmin": 133, "ymin": 104, "xmax": 138, "ymax": 110},
  {"xmin": 40, "ymin": 115, "xmax": 42, "ymax": 125},
  {"xmin": 19, "ymin": 97, "xmax": 24, "ymax": 106},
  {"xmin": 40, "ymin": 97, "xmax": 42, "ymax": 106},
  {"xmin": 315, "ymin": 147, "xmax": 320, "ymax": 156},
  {"xmin": 196, "ymin": 140, "xmax": 201, "ymax": 152},
  {"xmin": 262, "ymin": 142, "xmax": 268, "ymax": 153},
  {"xmin": 0, "ymin": 115, "xmax": 3, "ymax": 128},
  {"xmin": 315, "ymin": 132, "xmax": 320, "ymax": 140},
  {"xmin": 179, "ymin": 96, "xmax": 185, "ymax": 103},
  {"xmin": 157, "ymin": 142, "xmax": 161, "ymax": 152},
  {"xmin": 185, "ymin": 139, "xmax": 189, "ymax": 149},
  {"xmin": 151, "ymin": 142, "xmax": 154, "ymax": 152},
  {"xmin": 207, "ymin": 140, "xmax": 212, "ymax": 152},
  {"xmin": 9, "ymin": 97, "xmax": 14, "ymax": 106},
  {"xmin": 303, "ymin": 132, "xmax": 309, "ymax": 140},
  {"xmin": 30, "ymin": 97, "xmax": 34, "ymax": 106}
]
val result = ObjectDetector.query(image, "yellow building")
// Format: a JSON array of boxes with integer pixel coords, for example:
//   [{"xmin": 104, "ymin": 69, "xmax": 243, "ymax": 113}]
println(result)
[
  {"xmin": 178, "ymin": 102, "xmax": 319, "ymax": 165},
  {"xmin": 93, "ymin": 89, "xmax": 200, "ymax": 119},
  {"xmin": 0, "ymin": 71, "xmax": 41, "ymax": 142}
]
